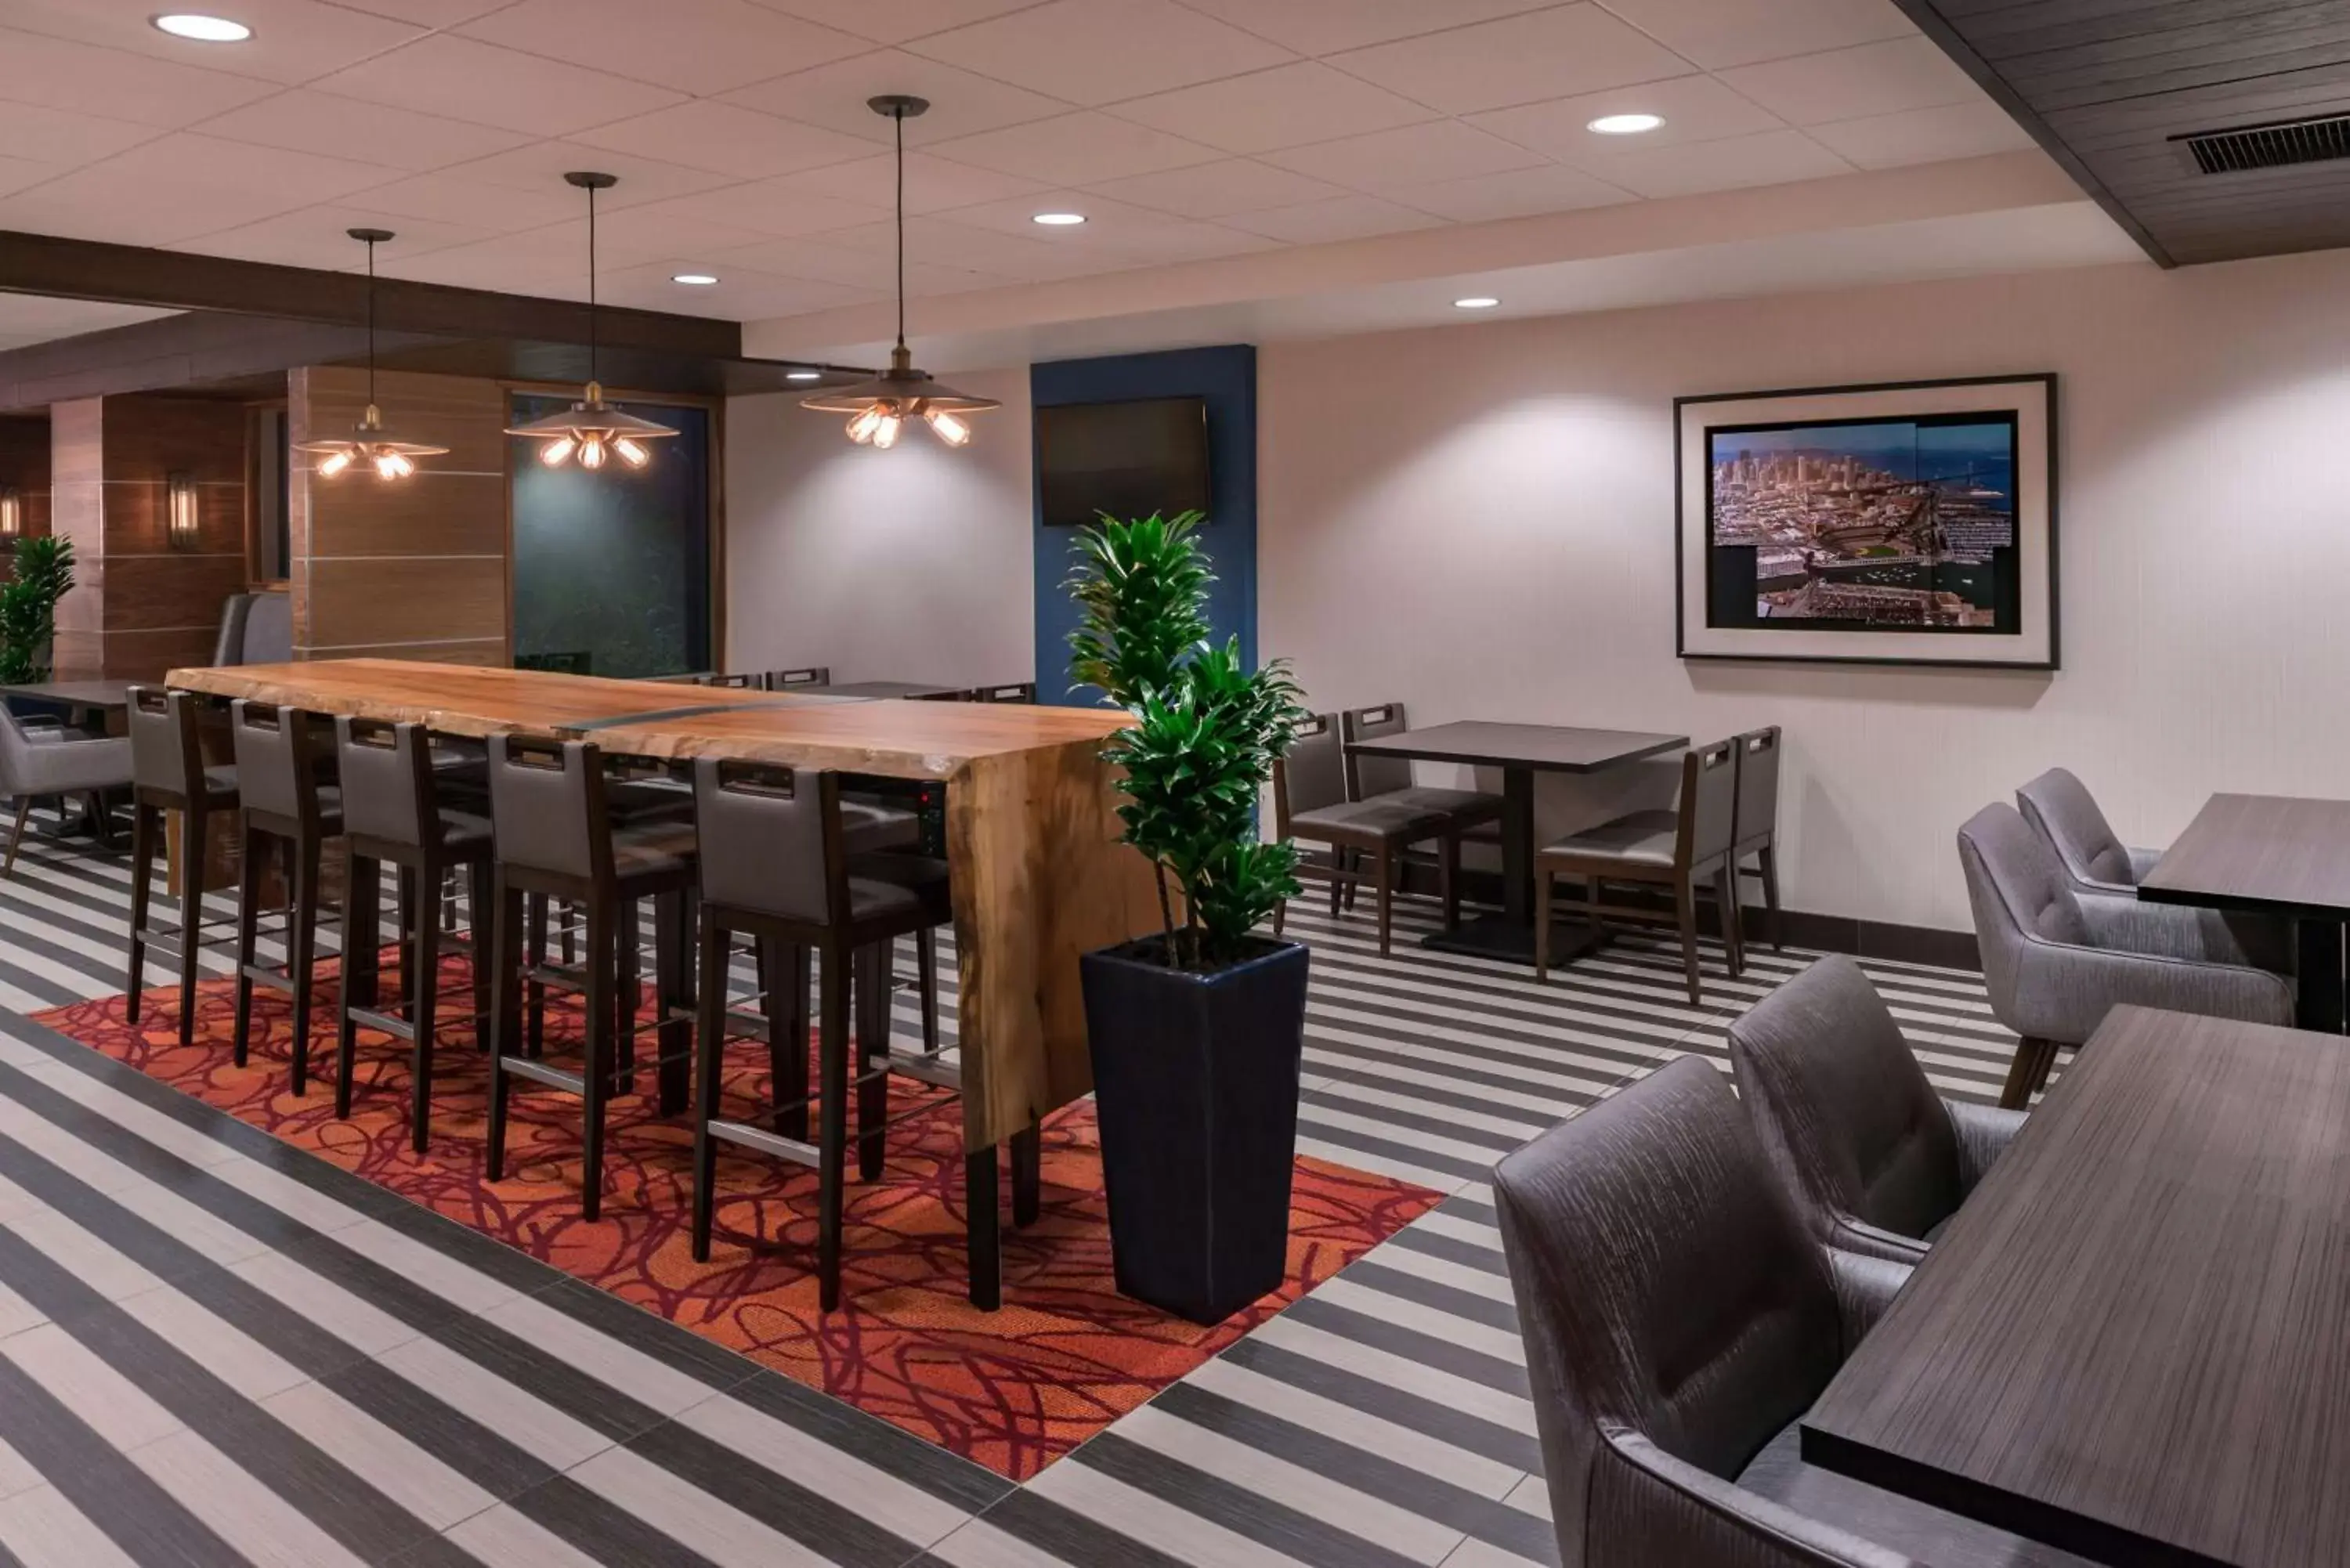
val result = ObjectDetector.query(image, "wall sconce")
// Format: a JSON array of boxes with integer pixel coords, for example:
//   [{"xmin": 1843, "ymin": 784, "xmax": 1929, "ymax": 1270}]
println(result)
[
  {"xmin": 0, "ymin": 487, "xmax": 18, "ymax": 540},
  {"xmin": 166, "ymin": 472, "xmax": 198, "ymax": 549}
]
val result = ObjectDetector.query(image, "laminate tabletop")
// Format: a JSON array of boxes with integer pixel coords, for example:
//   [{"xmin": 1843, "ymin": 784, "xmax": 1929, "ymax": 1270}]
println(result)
[
  {"xmin": 1802, "ymin": 1004, "xmax": 2350, "ymax": 1567},
  {"xmin": 1345, "ymin": 721, "xmax": 1687, "ymax": 774},
  {"xmin": 2138, "ymin": 792, "xmax": 2350, "ymax": 916}
]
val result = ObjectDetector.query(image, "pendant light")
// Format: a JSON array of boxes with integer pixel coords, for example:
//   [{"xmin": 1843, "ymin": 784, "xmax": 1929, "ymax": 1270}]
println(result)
[
  {"xmin": 801, "ymin": 96, "xmax": 1000, "ymax": 449},
  {"xmin": 504, "ymin": 172, "xmax": 679, "ymax": 470},
  {"xmin": 291, "ymin": 228, "xmax": 450, "ymax": 481}
]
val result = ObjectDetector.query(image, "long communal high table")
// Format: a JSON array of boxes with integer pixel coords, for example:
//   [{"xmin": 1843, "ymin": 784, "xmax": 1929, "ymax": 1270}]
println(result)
[{"xmin": 168, "ymin": 658, "xmax": 1162, "ymax": 1308}]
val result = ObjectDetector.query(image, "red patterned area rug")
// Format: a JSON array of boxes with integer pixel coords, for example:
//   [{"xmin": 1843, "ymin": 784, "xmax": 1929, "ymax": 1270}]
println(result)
[{"xmin": 34, "ymin": 958, "xmax": 1438, "ymax": 1479}]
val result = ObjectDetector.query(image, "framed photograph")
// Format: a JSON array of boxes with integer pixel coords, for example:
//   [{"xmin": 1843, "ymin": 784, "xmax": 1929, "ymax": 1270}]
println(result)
[{"xmin": 1675, "ymin": 374, "xmax": 2057, "ymax": 669}]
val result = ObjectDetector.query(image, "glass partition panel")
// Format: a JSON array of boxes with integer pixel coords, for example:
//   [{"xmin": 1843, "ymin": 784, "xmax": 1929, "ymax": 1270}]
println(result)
[{"xmin": 508, "ymin": 394, "xmax": 712, "ymax": 678}]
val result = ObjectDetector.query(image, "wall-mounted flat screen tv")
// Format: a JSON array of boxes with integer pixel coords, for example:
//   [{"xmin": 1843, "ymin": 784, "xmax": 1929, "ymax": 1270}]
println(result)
[{"xmin": 1036, "ymin": 396, "xmax": 1210, "ymax": 527}]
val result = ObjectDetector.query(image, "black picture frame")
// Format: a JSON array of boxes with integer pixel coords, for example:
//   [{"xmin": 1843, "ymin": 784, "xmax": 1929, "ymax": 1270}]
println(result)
[{"xmin": 1673, "ymin": 373, "xmax": 2059, "ymax": 671}]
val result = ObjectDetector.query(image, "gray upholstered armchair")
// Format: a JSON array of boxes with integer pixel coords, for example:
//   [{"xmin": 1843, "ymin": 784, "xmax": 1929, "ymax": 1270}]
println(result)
[
  {"xmin": 0, "ymin": 706, "xmax": 132, "ymax": 875},
  {"xmin": 1958, "ymin": 803, "xmax": 2293, "ymax": 1108},
  {"xmin": 1730, "ymin": 955, "xmax": 2023, "ymax": 1266},
  {"xmin": 1497, "ymin": 1056, "xmax": 2087, "ymax": 1568}
]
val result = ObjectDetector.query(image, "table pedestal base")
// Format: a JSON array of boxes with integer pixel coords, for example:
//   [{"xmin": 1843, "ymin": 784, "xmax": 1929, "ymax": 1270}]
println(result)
[{"xmin": 1420, "ymin": 914, "xmax": 1609, "ymax": 966}]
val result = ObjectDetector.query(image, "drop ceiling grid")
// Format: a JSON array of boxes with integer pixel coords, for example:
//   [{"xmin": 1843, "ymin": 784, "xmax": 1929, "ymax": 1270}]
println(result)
[{"xmin": 0, "ymin": 0, "xmax": 2023, "ymax": 317}]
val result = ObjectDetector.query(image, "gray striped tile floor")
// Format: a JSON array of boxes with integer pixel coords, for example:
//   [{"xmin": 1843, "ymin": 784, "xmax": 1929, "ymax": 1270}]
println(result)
[{"xmin": 0, "ymin": 819, "xmax": 2024, "ymax": 1566}]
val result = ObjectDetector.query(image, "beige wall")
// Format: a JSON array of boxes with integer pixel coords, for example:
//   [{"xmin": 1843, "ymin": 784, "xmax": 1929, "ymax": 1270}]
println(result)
[
  {"xmin": 728, "ymin": 249, "xmax": 2350, "ymax": 933},
  {"xmin": 725, "ymin": 367, "xmax": 1034, "ymax": 688}
]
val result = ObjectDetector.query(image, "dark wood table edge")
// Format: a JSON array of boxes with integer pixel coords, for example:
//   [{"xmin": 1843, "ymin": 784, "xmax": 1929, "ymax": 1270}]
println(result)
[
  {"xmin": 1796, "ymin": 1424, "xmax": 2231, "ymax": 1568},
  {"xmin": 1342, "ymin": 729, "xmax": 1690, "ymax": 774}
]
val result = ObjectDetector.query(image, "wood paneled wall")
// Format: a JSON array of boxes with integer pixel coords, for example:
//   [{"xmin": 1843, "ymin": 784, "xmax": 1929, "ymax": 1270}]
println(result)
[
  {"xmin": 0, "ymin": 415, "xmax": 49, "ymax": 540},
  {"xmin": 289, "ymin": 365, "xmax": 508, "ymax": 666},
  {"xmin": 49, "ymin": 394, "xmax": 244, "ymax": 679}
]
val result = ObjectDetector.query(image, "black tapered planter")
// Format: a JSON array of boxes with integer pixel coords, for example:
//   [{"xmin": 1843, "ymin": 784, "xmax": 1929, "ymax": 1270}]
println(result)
[{"xmin": 1082, "ymin": 934, "xmax": 1310, "ymax": 1325}]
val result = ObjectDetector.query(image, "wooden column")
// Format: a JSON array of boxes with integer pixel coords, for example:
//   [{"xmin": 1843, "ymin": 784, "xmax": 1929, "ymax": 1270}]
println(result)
[
  {"xmin": 0, "ymin": 414, "xmax": 50, "ymax": 540},
  {"xmin": 289, "ymin": 365, "xmax": 509, "ymax": 666}
]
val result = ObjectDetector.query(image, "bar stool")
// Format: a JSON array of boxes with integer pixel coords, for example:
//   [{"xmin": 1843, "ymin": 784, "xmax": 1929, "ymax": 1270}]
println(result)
[
  {"xmin": 226, "ymin": 701, "xmax": 341, "ymax": 1094},
  {"xmin": 687, "ymin": 758, "xmax": 971, "ymax": 1310},
  {"xmin": 331, "ymin": 717, "xmax": 497, "ymax": 1152},
  {"xmin": 482, "ymin": 735, "xmax": 696, "ymax": 1220},
  {"xmin": 125, "ymin": 687, "xmax": 238, "ymax": 1048}
]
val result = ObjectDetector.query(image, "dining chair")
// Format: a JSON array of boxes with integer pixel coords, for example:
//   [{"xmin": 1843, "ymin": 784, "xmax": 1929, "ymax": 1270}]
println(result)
[
  {"xmin": 1729, "ymin": 955, "xmax": 2024, "ymax": 1264},
  {"xmin": 977, "ymin": 682, "xmax": 1036, "ymax": 703},
  {"xmin": 763, "ymin": 667, "xmax": 829, "ymax": 691},
  {"xmin": 1534, "ymin": 739, "xmax": 1740, "ymax": 1004},
  {"xmin": 226, "ymin": 700, "xmax": 344, "ymax": 1096},
  {"xmin": 1499, "ymin": 1056, "xmax": 2080, "ymax": 1567},
  {"xmin": 125, "ymin": 687, "xmax": 240, "ymax": 1047},
  {"xmin": 1958, "ymin": 801, "xmax": 2294, "ymax": 1107},
  {"xmin": 1341, "ymin": 701, "xmax": 1504, "ymax": 834},
  {"xmin": 1731, "ymin": 726, "xmax": 1783, "ymax": 951},
  {"xmin": 1272, "ymin": 712, "xmax": 1469, "ymax": 956},
  {"xmin": 0, "ymin": 706, "xmax": 129, "ymax": 877}
]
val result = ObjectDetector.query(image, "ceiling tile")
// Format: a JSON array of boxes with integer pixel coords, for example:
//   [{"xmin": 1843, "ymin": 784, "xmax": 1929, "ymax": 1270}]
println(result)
[
  {"xmin": 0, "ymin": 26, "xmax": 278, "ymax": 128},
  {"xmin": 1264, "ymin": 120, "xmax": 1545, "ymax": 190},
  {"xmin": 0, "ymin": 100, "xmax": 159, "ymax": 166},
  {"xmin": 376, "ymin": 245, "xmax": 583, "ymax": 294},
  {"xmin": 723, "ymin": 49, "xmax": 1076, "ymax": 148},
  {"xmin": 709, "ymin": 233, "xmax": 1008, "ymax": 294},
  {"xmin": 0, "ymin": 0, "xmax": 428, "ymax": 85},
  {"xmin": 1806, "ymin": 100, "xmax": 2036, "ymax": 170},
  {"xmin": 568, "ymin": 101, "xmax": 878, "ymax": 179},
  {"xmin": 459, "ymin": 0, "xmax": 871, "ymax": 97},
  {"xmin": 594, "ymin": 258, "xmax": 879, "ymax": 316},
  {"xmin": 1329, "ymin": 5, "xmax": 1695, "ymax": 115},
  {"xmin": 0, "ymin": 154, "xmax": 62, "ymax": 201},
  {"xmin": 0, "ymin": 134, "xmax": 403, "ymax": 244},
  {"xmin": 175, "ymin": 205, "xmax": 498, "ymax": 268},
  {"xmin": 918, "ymin": 186, "xmax": 1184, "ymax": 239},
  {"xmin": 342, "ymin": 170, "xmax": 588, "ymax": 229},
  {"xmin": 1381, "ymin": 162, "xmax": 1630, "ymax": 221},
  {"xmin": 196, "ymin": 90, "xmax": 535, "ymax": 172},
  {"xmin": 1718, "ymin": 37, "xmax": 1979, "ymax": 127},
  {"xmin": 1470, "ymin": 74, "xmax": 1784, "ymax": 161},
  {"xmin": 1082, "ymin": 158, "xmax": 1347, "ymax": 217},
  {"xmin": 305, "ymin": 0, "xmax": 511, "ymax": 23},
  {"xmin": 619, "ymin": 185, "xmax": 887, "ymax": 239},
  {"xmin": 1075, "ymin": 218, "xmax": 1275, "ymax": 263},
  {"xmin": 432, "ymin": 142, "xmax": 743, "ymax": 208},
  {"xmin": 1171, "ymin": 0, "xmax": 1559, "ymax": 56},
  {"xmin": 312, "ymin": 34, "xmax": 687, "ymax": 136},
  {"xmin": 1108, "ymin": 60, "xmax": 1435, "ymax": 155},
  {"xmin": 768, "ymin": 151, "xmax": 1047, "ymax": 213},
  {"xmin": 580, "ymin": 203, "xmax": 786, "ymax": 262},
  {"xmin": 74, "ymin": 132, "xmax": 398, "ymax": 204},
  {"xmin": 1570, "ymin": 125, "xmax": 1853, "ymax": 197},
  {"xmin": 740, "ymin": 0, "xmax": 1044, "ymax": 48},
  {"xmin": 927, "ymin": 112, "xmax": 1222, "ymax": 186},
  {"xmin": 820, "ymin": 215, "xmax": 1122, "ymax": 280},
  {"xmin": 906, "ymin": 0, "xmax": 1294, "ymax": 107},
  {"xmin": 1220, "ymin": 193, "xmax": 1446, "ymax": 243},
  {"xmin": 1590, "ymin": 0, "xmax": 1915, "ymax": 70}
]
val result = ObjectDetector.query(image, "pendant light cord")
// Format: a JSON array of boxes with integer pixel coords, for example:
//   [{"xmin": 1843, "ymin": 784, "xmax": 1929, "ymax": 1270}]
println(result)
[
  {"xmin": 588, "ymin": 181, "xmax": 599, "ymax": 388},
  {"xmin": 364, "ymin": 235, "xmax": 377, "ymax": 408},
  {"xmin": 895, "ymin": 103, "xmax": 907, "ymax": 351}
]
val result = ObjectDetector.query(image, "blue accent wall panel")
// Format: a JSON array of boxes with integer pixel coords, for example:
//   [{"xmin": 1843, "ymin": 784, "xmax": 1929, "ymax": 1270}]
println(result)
[{"xmin": 1032, "ymin": 345, "xmax": 1256, "ymax": 701}]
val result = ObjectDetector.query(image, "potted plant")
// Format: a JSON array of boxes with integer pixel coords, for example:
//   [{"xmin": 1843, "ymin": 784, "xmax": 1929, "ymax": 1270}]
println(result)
[
  {"xmin": 0, "ymin": 535, "xmax": 74, "ymax": 687},
  {"xmin": 1068, "ymin": 511, "xmax": 1311, "ymax": 1325}
]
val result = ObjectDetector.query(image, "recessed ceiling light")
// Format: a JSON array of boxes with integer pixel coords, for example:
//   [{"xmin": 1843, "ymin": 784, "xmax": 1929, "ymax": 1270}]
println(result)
[
  {"xmin": 152, "ymin": 13, "xmax": 251, "ymax": 41},
  {"xmin": 1453, "ymin": 297, "xmax": 1501, "ymax": 310},
  {"xmin": 787, "ymin": 370, "xmax": 822, "ymax": 381},
  {"xmin": 1587, "ymin": 112, "xmax": 1664, "ymax": 135},
  {"xmin": 1032, "ymin": 211, "xmax": 1086, "ymax": 226},
  {"xmin": 671, "ymin": 272, "xmax": 719, "ymax": 285}
]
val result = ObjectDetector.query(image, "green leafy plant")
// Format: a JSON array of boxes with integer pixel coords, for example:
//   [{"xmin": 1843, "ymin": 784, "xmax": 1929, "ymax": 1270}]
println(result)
[
  {"xmin": 1067, "ymin": 511, "xmax": 1307, "ymax": 970},
  {"xmin": 0, "ymin": 534, "xmax": 73, "ymax": 685}
]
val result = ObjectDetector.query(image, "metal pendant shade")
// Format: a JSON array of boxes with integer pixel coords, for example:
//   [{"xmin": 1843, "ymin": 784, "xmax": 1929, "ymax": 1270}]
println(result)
[
  {"xmin": 801, "ymin": 96, "xmax": 1000, "ymax": 449},
  {"xmin": 291, "ymin": 228, "xmax": 450, "ymax": 481},
  {"xmin": 505, "ymin": 172, "xmax": 679, "ymax": 469}
]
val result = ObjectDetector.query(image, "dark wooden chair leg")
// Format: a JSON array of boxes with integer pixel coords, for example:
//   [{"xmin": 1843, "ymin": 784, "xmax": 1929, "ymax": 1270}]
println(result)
[
  {"xmin": 1533, "ymin": 865, "xmax": 1553, "ymax": 984},
  {"xmin": 1999, "ymin": 1036, "xmax": 2060, "ymax": 1110},
  {"xmin": 915, "ymin": 927, "xmax": 941, "ymax": 1057},
  {"xmin": 966, "ymin": 1140, "xmax": 1000, "ymax": 1312},
  {"xmin": 654, "ymin": 888, "xmax": 692, "ymax": 1118},
  {"xmin": 1326, "ymin": 847, "xmax": 1344, "ymax": 919},
  {"xmin": 524, "ymin": 893, "xmax": 547, "ymax": 1060},
  {"xmin": 855, "ymin": 940, "xmax": 891, "ymax": 1182},
  {"xmin": 126, "ymin": 803, "xmax": 156, "ymax": 1021},
  {"xmin": 288, "ymin": 831, "xmax": 322, "ymax": 1097},
  {"xmin": 334, "ymin": 845, "xmax": 375, "ymax": 1121},
  {"xmin": 614, "ymin": 896, "xmax": 640, "ymax": 1092},
  {"xmin": 1712, "ymin": 862, "xmax": 1744, "ymax": 980},
  {"xmin": 1, "ymin": 797, "xmax": 28, "ymax": 877},
  {"xmin": 1673, "ymin": 876, "xmax": 1702, "ymax": 1007},
  {"xmin": 1011, "ymin": 1122, "xmax": 1040, "ymax": 1229},
  {"xmin": 405, "ymin": 855, "xmax": 441, "ymax": 1152},
  {"xmin": 177, "ymin": 806, "xmax": 209, "ymax": 1049},
  {"xmin": 1440, "ymin": 833, "xmax": 1461, "ymax": 932},
  {"xmin": 579, "ymin": 902, "xmax": 613, "ymax": 1222},
  {"xmin": 816, "ymin": 942, "xmax": 850, "ymax": 1312},
  {"xmin": 1759, "ymin": 842, "xmax": 1783, "ymax": 952},
  {"xmin": 764, "ymin": 938, "xmax": 809, "ymax": 1140},
  {"xmin": 231, "ymin": 827, "xmax": 265, "ymax": 1068},
  {"xmin": 485, "ymin": 877, "xmax": 520, "ymax": 1181},
  {"xmin": 690, "ymin": 907, "xmax": 727, "ymax": 1263},
  {"xmin": 1271, "ymin": 899, "xmax": 1286, "ymax": 937},
  {"xmin": 1374, "ymin": 843, "xmax": 1394, "ymax": 958},
  {"xmin": 467, "ymin": 859, "xmax": 494, "ymax": 1042}
]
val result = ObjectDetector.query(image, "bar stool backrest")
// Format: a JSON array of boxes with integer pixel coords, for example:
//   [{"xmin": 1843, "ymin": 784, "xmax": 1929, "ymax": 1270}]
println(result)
[
  {"xmin": 1341, "ymin": 703, "xmax": 1413, "ymax": 800},
  {"xmin": 1273, "ymin": 713, "xmax": 1345, "ymax": 834},
  {"xmin": 764, "ymin": 667, "xmax": 829, "ymax": 690},
  {"xmin": 335, "ymin": 716, "xmax": 438, "ymax": 847},
  {"xmin": 126, "ymin": 686, "xmax": 208, "ymax": 801},
  {"xmin": 486, "ymin": 735, "xmax": 611, "ymax": 883},
  {"xmin": 978, "ymin": 682, "xmax": 1036, "ymax": 703},
  {"xmin": 229, "ymin": 700, "xmax": 322, "ymax": 826},
  {"xmin": 692, "ymin": 758, "xmax": 841, "ymax": 924},
  {"xmin": 696, "ymin": 673, "xmax": 760, "ymax": 688},
  {"xmin": 1732, "ymin": 727, "xmax": 1781, "ymax": 851},
  {"xmin": 1680, "ymin": 739, "xmax": 1740, "ymax": 867},
  {"xmin": 911, "ymin": 688, "xmax": 978, "ymax": 701}
]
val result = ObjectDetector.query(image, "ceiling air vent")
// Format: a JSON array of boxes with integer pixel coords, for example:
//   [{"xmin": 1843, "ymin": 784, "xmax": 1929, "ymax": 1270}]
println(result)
[{"xmin": 2179, "ymin": 114, "xmax": 2350, "ymax": 175}]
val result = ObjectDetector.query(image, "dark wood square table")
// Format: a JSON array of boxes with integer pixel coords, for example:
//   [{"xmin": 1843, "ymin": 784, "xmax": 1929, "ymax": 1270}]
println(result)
[
  {"xmin": 1344, "ymin": 721, "xmax": 1687, "ymax": 964},
  {"xmin": 1802, "ymin": 1005, "xmax": 2350, "ymax": 1568},
  {"xmin": 2137, "ymin": 793, "xmax": 2350, "ymax": 1032},
  {"xmin": 804, "ymin": 679, "xmax": 965, "ymax": 699}
]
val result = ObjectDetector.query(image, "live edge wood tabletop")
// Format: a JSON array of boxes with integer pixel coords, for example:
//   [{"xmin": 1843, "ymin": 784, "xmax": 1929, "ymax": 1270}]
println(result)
[
  {"xmin": 1802, "ymin": 1004, "xmax": 2350, "ymax": 1568},
  {"xmin": 168, "ymin": 658, "xmax": 1163, "ymax": 1154}
]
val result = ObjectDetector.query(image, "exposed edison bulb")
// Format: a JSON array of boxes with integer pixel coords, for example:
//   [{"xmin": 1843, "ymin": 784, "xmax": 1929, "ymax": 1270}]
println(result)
[
  {"xmin": 924, "ymin": 407, "xmax": 971, "ymax": 447},
  {"xmin": 614, "ymin": 436, "xmax": 649, "ymax": 468},
  {"xmin": 870, "ymin": 412, "xmax": 902, "ymax": 450},
  {"xmin": 316, "ymin": 450, "xmax": 353, "ymax": 478},
  {"xmin": 373, "ymin": 450, "xmax": 414, "ymax": 480},
  {"xmin": 539, "ymin": 435, "xmax": 576, "ymax": 467},
  {"xmin": 579, "ymin": 435, "xmax": 607, "ymax": 470},
  {"xmin": 845, "ymin": 405, "xmax": 887, "ymax": 445}
]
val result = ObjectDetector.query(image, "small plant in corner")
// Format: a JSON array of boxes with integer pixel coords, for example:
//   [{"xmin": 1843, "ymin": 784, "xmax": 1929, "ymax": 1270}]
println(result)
[
  {"xmin": 0, "ymin": 535, "xmax": 74, "ymax": 685},
  {"xmin": 1066, "ymin": 511, "xmax": 1315, "ymax": 1326},
  {"xmin": 1066, "ymin": 511, "xmax": 1307, "ymax": 970}
]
